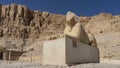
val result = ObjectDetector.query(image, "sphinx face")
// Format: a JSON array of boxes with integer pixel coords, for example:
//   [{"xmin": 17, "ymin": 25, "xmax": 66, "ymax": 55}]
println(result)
[{"xmin": 66, "ymin": 11, "xmax": 77, "ymax": 22}]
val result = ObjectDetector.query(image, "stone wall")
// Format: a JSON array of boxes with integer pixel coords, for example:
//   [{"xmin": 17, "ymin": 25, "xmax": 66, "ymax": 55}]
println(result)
[{"xmin": 43, "ymin": 36, "xmax": 99, "ymax": 65}]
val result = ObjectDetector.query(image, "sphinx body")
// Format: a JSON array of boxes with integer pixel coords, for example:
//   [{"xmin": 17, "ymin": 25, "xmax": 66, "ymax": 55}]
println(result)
[{"xmin": 88, "ymin": 33, "xmax": 97, "ymax": 47}]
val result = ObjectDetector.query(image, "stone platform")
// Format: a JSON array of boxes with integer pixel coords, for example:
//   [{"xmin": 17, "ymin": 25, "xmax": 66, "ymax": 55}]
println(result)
[{"xmin": 43, "ymin": 36, "xmax": 99, "ymax": 65}]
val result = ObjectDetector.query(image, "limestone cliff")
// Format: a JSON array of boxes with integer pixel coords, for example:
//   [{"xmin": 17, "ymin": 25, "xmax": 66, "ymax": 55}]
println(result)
[
  {"xmin": 0, "ymin": 4, "xmax": 65, "ymax": 39},
  {"xmin": 0, "ymin": 4, "xmax": 120, "ymax": 45},
  {"xmin": 1, "ymin": 4, "xmax": 120, "ymax": 40}
]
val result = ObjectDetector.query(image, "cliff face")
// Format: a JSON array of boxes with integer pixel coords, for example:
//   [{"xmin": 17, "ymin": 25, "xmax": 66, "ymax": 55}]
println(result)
[
  {"xmin": 0, "ymin": 4, "xmax": 65, "ymax": 39},
  {"xmin": 0, "ymin": 4, "xmax": 120, "ymax": 40}
]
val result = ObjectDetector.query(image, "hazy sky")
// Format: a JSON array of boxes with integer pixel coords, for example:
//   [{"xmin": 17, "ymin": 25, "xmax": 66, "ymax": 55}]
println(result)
[{"xmin": 0, "ymin": 0, "xmax": 120, "ymax": 16}]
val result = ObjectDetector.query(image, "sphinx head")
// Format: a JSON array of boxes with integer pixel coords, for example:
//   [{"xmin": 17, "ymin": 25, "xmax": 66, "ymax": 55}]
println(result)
[{"xmin": 66, "ymin": 11, "xmax": 78, "ymax": 27}]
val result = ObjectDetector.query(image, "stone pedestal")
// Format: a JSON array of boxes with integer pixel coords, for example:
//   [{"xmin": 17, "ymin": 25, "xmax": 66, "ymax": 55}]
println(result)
[{"xmin": 43, "ymin": 36, "xmax": 99, "ymax": 65}]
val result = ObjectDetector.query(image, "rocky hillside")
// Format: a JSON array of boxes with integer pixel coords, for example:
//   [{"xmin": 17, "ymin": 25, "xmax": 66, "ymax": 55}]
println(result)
[
  {"xmin": 1, "ymin": 4, "xmax": 120, "ymax": 40},
  {"xmin": 0, "ymin": 4, "xmax": 120, "ymax": 47},
  {"xmin": 84, "ymin": 13, "xmax": 120, "ymax": 33},
  {"xmin": 0, "ymin": 4, "xmax": 65, "ymax": 40}
]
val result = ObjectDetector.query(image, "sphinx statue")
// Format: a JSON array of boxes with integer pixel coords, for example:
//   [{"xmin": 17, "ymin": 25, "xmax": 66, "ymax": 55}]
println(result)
[
  {"xmin": 64, "ymin": 11, "xmax": 90, "ymax": 44},
  {"xmin": 47, "ymin": 11, "xmax": 97, "ymax": 47},
  {"xmin": 64, "ymin": 11, "xmax": 97, "ymax": 47}
]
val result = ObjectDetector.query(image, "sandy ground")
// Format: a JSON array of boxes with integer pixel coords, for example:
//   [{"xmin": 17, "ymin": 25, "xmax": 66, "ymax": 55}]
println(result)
[
  {"xmin": 0, "ymin": 60, "xmax": 120, "ymax": 68},
  {"xmin": 95, "ymin": 32, "xmax": 120, "ymax": 60},
  {"xmin": 101, "ymin": 60, "xmax": 120, "ymax": 64}
]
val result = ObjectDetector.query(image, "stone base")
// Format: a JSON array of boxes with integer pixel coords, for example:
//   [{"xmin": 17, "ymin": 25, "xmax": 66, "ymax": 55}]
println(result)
[{"xmin": 43, "ymin": 36, "xmax": 99, "ymax": 65}]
